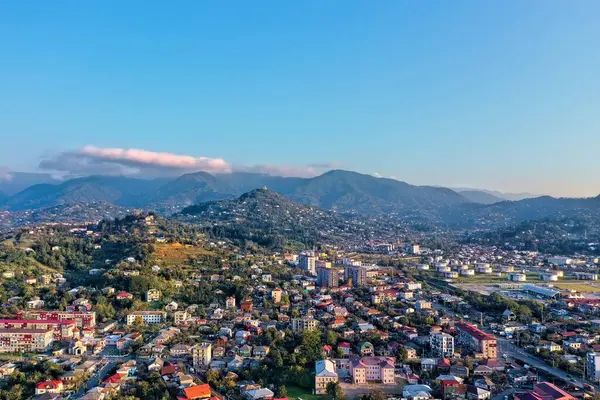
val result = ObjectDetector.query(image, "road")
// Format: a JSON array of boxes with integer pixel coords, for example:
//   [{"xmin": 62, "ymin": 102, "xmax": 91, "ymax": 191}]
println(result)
[
  {"xmin": 73, "ymin": 360, "xmax": 115, "ymax": 398},
  {"xmin": 497, "ymin": 337, "xmax": 586, "ymax": 389}
]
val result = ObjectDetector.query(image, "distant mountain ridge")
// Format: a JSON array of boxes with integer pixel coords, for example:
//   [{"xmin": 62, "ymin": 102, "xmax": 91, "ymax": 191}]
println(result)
[
  {"xmin": 0, "ymin": 169, "xmax": 472, "ymax": 214},
  {"xmin": 2, "ymin": 169, "xmax": 600, "ymax": 229},
  {"xmin": 458, "ymin": 190, "xmax": 504, "ymax": 205}
]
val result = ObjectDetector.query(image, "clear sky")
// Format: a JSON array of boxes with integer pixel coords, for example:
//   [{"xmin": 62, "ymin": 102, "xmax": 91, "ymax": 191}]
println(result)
[{"xmin": 1, "ymin": 1, "xmax": 599, "ymax": 196}]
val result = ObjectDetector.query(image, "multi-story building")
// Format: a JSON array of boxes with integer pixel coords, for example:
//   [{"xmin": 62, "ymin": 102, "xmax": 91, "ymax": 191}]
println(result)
[
  {"xmin": 317, "ymin": 267, "xmax": 340, "ymax": 288},
  {"xmin": 430, "ymin": 332, "xmax": 455, "ymax": 358},
  {"xmin": 587, "ymin": 352, "xmax": 600, "ymax": 382},
  {"xmin": 350, "ymin": 356, "xmax": 395, "ymax": 384},
  {"xmin": 0, "ymin": 328, "xmax": 53, "ymax": 353},
  {"xmin": 174, "ymin": 311, "xmax": 190, "ymax": 325},
  {"xmin": 315, "ymin": 359, "xmax": 338, "ymax": 394},
  {"xmin": 192, "ymin": 342, "xmax": 212, "ymax": 368},
  {"xmin": 415, "ymin": 301, "xmax": 432, "ymax": 312},
  {"xmin": 291, "ymin": 317, "xmax": 319, "ymax": 333},
  {"xmin": 371, "ymin": 290, "xmax": 398, "ymax": 305},
  {"xmin": 271, "ymin": 288, "xmax": 283, "ymax": 304},
  {"xmin": 316, "ymin": 260, "xmax": 332, "ymax": 269},
  {"xmin": 0, "ymin": 319, "xmax": 76, "ymax": 340},
  {"xmin": 455, "ymin": 322, "xmax": 497, "ymax": 359},
  {"xmin": 146, "ymin": 289, "xmax": 161, "ymax": 302},
  {"xmin": 126, "ymin": 311, "xmax": 166, "ymax": 325},
  {"xmin": 19, "ymin": 311, "xmax": 96, "ymax": 329},
  {"xmin": 298, "ymin": 252, "xmax": 317, "ymax": 275},
  {"xmin": 344, "ymin": 265, "xmax": 367, "ymax": 287},
  {"xmin": 508, "ymin": 273, "xmax": 527, "ymax": 282}
]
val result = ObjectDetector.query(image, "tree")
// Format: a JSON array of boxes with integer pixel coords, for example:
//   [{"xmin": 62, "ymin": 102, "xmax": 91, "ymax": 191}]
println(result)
[
  {"xmin": 399, "ymin": 347, "xmax": 409, "ymax": 362},
  {"xmin": 362, "ymin": 388, "xmax": 385, "ymax": 400},
  {"xmin": 326, "ymin": 330, "xmax": 338, "ymax": 346},
  {"xmin": 301, "ymin": 329, "xmax": 324, "ymax": 365},
  {"xmin": 277, "ymin": 385, "xmax": 288, "ymax": 398},
  {"xmin": 326, "ymin": 382, "xmax": 346, "ymax": 400},
  {"xmin": 270, "ymin": 348, "xmax": 284, "ymax": 368}
]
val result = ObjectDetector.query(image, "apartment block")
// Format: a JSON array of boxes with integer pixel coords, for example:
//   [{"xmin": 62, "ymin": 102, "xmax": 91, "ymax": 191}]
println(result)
[
  {"xmin": 192, "ymin": 342, "xmax": 212, "ymax": 368},
  {"xmin": 0, "ymin": 328, "xmax": 53, "ymax": 353},
  {"xmin": 430, "ymin": 332, "xmax": 455, "ymax": 358},
  {"xmin": 455, "ymin": 322, "xmax": 497, "ymax": 359},
  {"xmin": 126, "ymin": 311, "xmax": 166, "ymax": 325}
]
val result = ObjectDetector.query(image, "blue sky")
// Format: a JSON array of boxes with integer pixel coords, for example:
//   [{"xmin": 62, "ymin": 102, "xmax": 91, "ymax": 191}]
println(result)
[{"xmin": 1, "ymin": 1, "xmax": 599, "ymax": 196}]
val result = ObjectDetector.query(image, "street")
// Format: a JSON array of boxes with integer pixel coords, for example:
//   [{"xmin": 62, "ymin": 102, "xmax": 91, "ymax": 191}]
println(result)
[
  {"xmin": 73, "ymin": 360, "xmax": 115, "ymax": 398},
  {"xmin": 497, "ymin": 337, "xmax": 585, "ymax": 389}
]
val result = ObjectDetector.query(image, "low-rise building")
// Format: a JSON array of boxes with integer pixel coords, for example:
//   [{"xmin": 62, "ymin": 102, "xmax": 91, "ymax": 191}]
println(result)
[
  {"xmin": 315, "ymin": 359, "xmax": 338, "ymax": 395},
  {"xmin": 126, "ymin": 311, "xmax": 166, "ymax": 325},
  {"xmin": 350, "ymin": 356, "xmax": 395, "ymax": 384}
]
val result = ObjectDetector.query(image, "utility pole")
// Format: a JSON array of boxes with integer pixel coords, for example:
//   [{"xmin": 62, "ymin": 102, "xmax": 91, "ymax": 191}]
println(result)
[{"xmin": 541, "ymin": 304, "xmax": 545, "ymax": 324}]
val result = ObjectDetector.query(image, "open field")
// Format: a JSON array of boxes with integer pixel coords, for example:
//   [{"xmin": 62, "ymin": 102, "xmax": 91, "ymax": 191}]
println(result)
[
  {"xmin": 151, "ymin": 243, "xmax": 214, "ymax": 265},
  {"xmin": 287, "ymin": 385, "xmax": 324, "ymax": 400},
  {"xmin": 553, "ymin": 283, "xmax": 600, "ymax": 293}
]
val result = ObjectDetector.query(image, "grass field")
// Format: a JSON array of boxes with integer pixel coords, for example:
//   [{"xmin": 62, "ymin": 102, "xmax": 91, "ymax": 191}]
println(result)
[
  {"xmin": 553, "ymin": 283, "xmax": 600, "ymax": 292},
  {"xmin": 151, "ymin": 243, "xmax": 214, "ymax": 265},
  {"xmin": 287, "ymin": 386, "xmax": 325, "ymax": 400}
]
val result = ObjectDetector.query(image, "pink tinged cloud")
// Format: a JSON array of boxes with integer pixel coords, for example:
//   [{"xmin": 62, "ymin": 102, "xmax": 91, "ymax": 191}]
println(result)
[
  {"xmin": 79, "ymin": 146, "xmax": 232, "ymax": 173},
  {"xmin": 39, "ymin": 146, "xmax": 341, "ymax": 178}
]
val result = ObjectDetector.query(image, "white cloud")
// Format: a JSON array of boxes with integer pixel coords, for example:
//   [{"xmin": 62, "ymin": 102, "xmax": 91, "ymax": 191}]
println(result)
[
  {"xmin": 39, "ymin": 146, "xmax": 340, "ymax": 178},
  {"xmin": 0, "ymin": 167, "xmax": 12, "ymax": 182}
]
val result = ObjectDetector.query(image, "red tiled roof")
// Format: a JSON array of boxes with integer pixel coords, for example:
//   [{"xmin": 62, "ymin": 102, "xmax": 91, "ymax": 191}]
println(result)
[
  {"xmin": 104, "ymin": 373, "xmax": 124, "ymax": 383},
  {"xmin": 184, "ymin": 384, "xmax": 212, "ymax": 399},
  {"xmin": 534, "ymin": 382, "xmax": 576, "ymax": 400},
  {"xmin": 456, "ymin": 322, "xmax": 495, "ymax": 341},
  {"xmin": 36, "ymin": 380, "xmax": 62, "ymax": 390}
]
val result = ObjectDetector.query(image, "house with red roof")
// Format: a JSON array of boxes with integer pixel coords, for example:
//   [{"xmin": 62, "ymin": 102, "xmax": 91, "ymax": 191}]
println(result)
[
  {"xmin": 338, "ymin": 342, "xmax": 352, "ymax": 356},
  {"xmin": 183, "ymin": 384, "xmax": 212, "ymax": 400},
  {"xmin": 515, "ymin": 382, "xmax": 575, "ymax": 400},
  {"xmin": 35, "ymin": 380, "xmax": 64, "ymax": 395},
  {"xmin": 116, "ymin": 291, "xmax": 134, "ymax": 300}
]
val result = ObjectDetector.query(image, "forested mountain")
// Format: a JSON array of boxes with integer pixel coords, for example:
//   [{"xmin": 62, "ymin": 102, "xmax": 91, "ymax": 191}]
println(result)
[
  {"xmin": 0, "ymin": 170, "xmax": 472, "ymax": 215},
  {"xmin": 2, "ymin": 176, "xmax": 166, "ymax": 210},
  {"xmin": 148, "ymin": 171, "xmax": 237, "ymax": 213},
  {"xmin": 178, "ymin": 188, "xmax": 371, "ymax": 248},
  {"xmin": 2, "ymin": 170, "xmax": 600, "ymax": 231}
]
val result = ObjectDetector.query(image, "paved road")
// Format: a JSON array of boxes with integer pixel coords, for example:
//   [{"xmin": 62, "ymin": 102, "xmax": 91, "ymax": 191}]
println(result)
[
  {"xmin": 73, "ymin": 360, "xmax": 115, "ymax": 398},
  {"xmin": 497, "ymin": 338, "xmax": 586, "ymax": 389}
]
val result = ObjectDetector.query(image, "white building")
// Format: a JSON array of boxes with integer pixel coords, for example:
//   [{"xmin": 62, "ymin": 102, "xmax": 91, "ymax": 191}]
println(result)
[
  {"xmin": 507, "ymin": 273, "xmax": 526, "ymax": 282},
  {"xmin": 548, "ymin": 257, "xmax": 572, "ymax": 266},
  {"xmin": 298, "ymin": 252, "xmax": 317, "ymax": 275},
  {"xmin": 430, "ymin": 332, "xmax": 454, "ymax": 358},
  {"xmin": 291, "ymin": 317, "xmax": 319, "ymax": 332},
  {"xmin": 126, "ymin": 311, "xmax": 166, "ymax": 325},
  {"xmin": 192, "ymin": 342, "xmax": 212, "ymax": 368},
  {"xmin": 588, "ymin": 352, "xmax": 600, "ymax": 382},
  {"xmin": 315, "ymin": 359, "xmax": 338, "ymax": 395},
  {"xmin": 539, "ymin": 272, "xmax": 558, "ymax": 282}
]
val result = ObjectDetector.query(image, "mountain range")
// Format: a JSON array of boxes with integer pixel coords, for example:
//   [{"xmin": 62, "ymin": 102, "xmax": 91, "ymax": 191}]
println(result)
[{"xmin": 1, "ymin": 169, "xmax": 599, "ymax": 229}]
